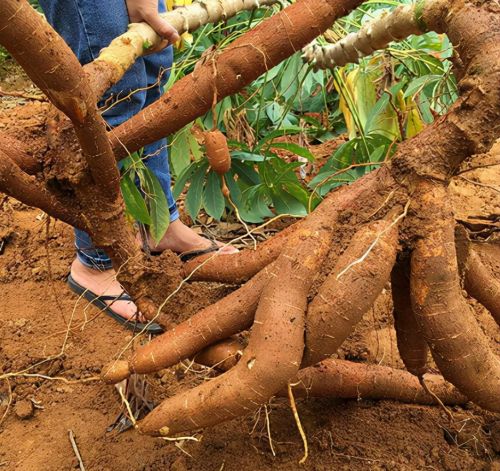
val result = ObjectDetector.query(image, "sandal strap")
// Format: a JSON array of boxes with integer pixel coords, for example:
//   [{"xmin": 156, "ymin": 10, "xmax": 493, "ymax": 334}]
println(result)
[
  {"xmin": 179, "ymin": 240, "xmax": 219, "ymax": 262},
  {"xmin": 96, "ymin": 292, "xmax": 132, "ymax": 302}
]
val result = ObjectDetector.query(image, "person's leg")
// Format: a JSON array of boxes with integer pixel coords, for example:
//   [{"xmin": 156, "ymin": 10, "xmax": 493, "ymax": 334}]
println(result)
[
  {"xmin": 138, "ymin": 13, "xmax": 238, "ymax": 255},
  {"xmin": 40, "ymin": 0, "xmax": 151, "ymax": 322},
  {"xmin": 39, "ymin": 0, "xmax": 237, "ymax": 322}
]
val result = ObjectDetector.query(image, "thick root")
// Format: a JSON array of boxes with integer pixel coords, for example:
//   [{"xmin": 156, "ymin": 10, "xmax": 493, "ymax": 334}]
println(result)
[
  {"xmin": 302, "ymin": 218, "xmax": 399, "ymax": 367},
  {"xmin": 289, "ymin": 359, "xmax": 467, "ymax": 406},
  {"xmin": 182, "ymin": 225, "xmax": 295, "ymax": 283},
  {"xmin": 410, "ymin": 181, "xmax": 500, "ymax": 412},
  {"xmin": 137, "ymin": 224, "xmax": 332, "ymax": 436},
  {"xmin": 0, "ymin": 131, "xmax": 40, "ymax": 175},
  {"xmin": 194, "ymin": 337, "xmax": 244, "ymax": 372},
  {"xmin": 0, "ymin": 148, "xmax": 83, "ymax": 231},
  {"xmin": 463, "ymin": 247, "xmax": 500, "ymax": 327},
  {"xmin": 0, "ymin": 0, "xmax": 120, "ymax": 201},
  {"xmin": 204, "ymin": 130, "xmax": 231, "ymax": 175},
  {"xmin": 391, "ymin": 260, "xmax": 429, "ymax": 377},
  {"xmin": 184, "ymin": 167, "xmax": 396, "ymax": 283},
  {"xmin": 101, "ymin": 266, "xmax": 271, "ymax": 384}
]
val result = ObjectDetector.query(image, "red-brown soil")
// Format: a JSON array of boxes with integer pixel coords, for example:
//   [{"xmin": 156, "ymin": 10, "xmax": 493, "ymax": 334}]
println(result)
[{"xmin": 1, "ymin": 62, "xmax": 500, "ymax": 471}]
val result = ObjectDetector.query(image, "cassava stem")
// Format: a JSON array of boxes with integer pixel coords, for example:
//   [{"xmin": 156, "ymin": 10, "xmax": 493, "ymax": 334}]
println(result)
[
  {"xmin": 302, "ymin": 0, "xmax": 447, "ymax": 69},
  {"xmin": 109, "ymin": 0, "xmax": 366, "ymax": 159},
  {"xmin": 86, "ymin": 0, "xmax": 279, "ymax": 99}
]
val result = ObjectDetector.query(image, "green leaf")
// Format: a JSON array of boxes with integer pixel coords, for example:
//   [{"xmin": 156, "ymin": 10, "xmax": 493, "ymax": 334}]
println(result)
[
  {"xmin": 203, "ymin": 171, "xmax": 225, "ymax": 220},
  {"xmin": 185, "ymin": 163, "xmax": 207, "ymax": 220},
  {"xmin": 170, "ymin": 124, "xmax": 200, "ymax": 177},
  {"xmin": 120, "ymin": 174, "xmax": 151, "ymax": 225},
  {"xmin": 232, "ymin": 160, "xmax": 261, "ymax": 186},
  {"xmin": 242, "ymin": 186, "xmax": 274, "ymax": 222},
  {"xmin": 141, "ymin": 169, "xmax": 170, "ymax": 244},
  {"xmin": 173, "ymin": 162, "xmax": 197, "ymax": 200},
  {"xmin": 265, "ymin": 102, "xmax": 284, "ymax": 125},
  {"xmin": 224, "ymin": 171, "xmax": 243, "ymax": 205},
  {"xmin": 255, "ymin": 127, "xmax": 302, "ymax": 151},
  {"xmin": 370, "ymin": 145, "xmax": 387, "ymax": 163},
  {"xmin": 308, "ymin": 140, "xmax": 357, "ymax": 189},
  {"xmin": 269, "ymin": 142, "xmax": 315, "ymax": 162},
  {"xmin": 404, "ymin": 75, "xmax": 441, "ymax": 99},
  {"xmin": 364, "ymin": 93, "xmax": 390, "ymax": 134},
  {"xmin": 282, "ymin": 182, "xmax": 310, "ymax": 208},
  {"xmin": 271, "ymin": 190, "xmax": 307, "ymax": 217},
  {"xmin": 231, "ymin": 151, "xmax": 265, "ymax": 162}
]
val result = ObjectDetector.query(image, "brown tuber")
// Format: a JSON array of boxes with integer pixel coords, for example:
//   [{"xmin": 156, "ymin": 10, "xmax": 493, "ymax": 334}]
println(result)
[
  {"xmin": 204, "ymin": 130, "xmax": 231, "ymax": 175},
  {"xmin": 101, "ymin": 360, "xmax": 131, "ymax": 384}
]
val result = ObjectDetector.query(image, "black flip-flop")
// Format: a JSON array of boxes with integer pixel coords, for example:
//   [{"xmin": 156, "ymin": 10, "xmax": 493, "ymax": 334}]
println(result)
[
  {"xmin": 67, "ymin": 274, "xmax": 163, "ymax": 335},
  {"xmin": 149, "ymin": 238, "xmax": 221, "ymax": 262},
  {"xmin": 178, "ymin": 239, "xmax": 221, "ymax": 262}
]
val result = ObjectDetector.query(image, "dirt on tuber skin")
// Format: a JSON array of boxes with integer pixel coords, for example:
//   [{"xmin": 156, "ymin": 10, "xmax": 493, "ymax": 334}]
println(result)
[
  {"xmin": 102, "ymin": 264, "xmax": 272, "ymax": 383},
  {"xmin": 463, "ymin": 246, "xmax": 500, "ymax": 327},
  {"xmin": 193, "ymin": 337, "xmax": 244, "ymax": 371},
  {"xmin": 138, "ymin": 224, "xmax": 333, "ymax": 436},
  {"xmin": 164, "ymin": 334, "xmax": 467, "ymax": 407},
  {"xmin": 2, "ymin": 0, "xmax": 500, "ymax": 445},
  {"xmin": 410, "ymin": 181, "xmax": 500, "ymax": 413},
  {"xmin": 289, "ymin": 359, "xmax": 467, "ymax": 406},
  {"xmin": 182, "ymin": 167, "xmax": 396, "ymax": 284},
  {"xmin": 204, "ymin": 130, "xmax": 231, "ymax": 175},
  {"xmin": 391, "ymin": 260, "xmax": 429, "ymax": 377},
  {"xmin": 302, "ymin": 219, "xmax": 399, "ymax": 367}
]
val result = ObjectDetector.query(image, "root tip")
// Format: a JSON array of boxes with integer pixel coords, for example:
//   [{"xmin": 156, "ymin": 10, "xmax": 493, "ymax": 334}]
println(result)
[{"xmin": 101, "ymin": 360, "xmax": 131, "ymax": 384}]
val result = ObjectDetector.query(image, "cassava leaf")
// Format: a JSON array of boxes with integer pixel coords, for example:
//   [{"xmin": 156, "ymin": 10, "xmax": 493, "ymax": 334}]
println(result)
[
  {"xmin": 185, "ymin": 162, "xmax": 208, "ymax": 220},
  {"xmin": 203, "ymin": 171, "xmax": 225, "ymax": 220},
  {"xmin": 141, "ymin": 169, "xmax": 170, "ymax": 244},
  {"xmin": 120, "ymin": 174, "xmax": 152, "ymax": 225}
]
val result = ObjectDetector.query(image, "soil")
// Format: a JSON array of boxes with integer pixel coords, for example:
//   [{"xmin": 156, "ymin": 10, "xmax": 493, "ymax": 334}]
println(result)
[{"xmin": 1, "ymin": 62, "xmax": 500, "ymax": 471}]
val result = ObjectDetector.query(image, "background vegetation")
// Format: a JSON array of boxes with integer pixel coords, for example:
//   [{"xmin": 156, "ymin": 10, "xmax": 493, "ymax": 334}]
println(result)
[
  {"xmin": 156, "ymin": 0, "xmax": 457, "ymax": 233},
  {"xmin": 7, "ymin": 1, "xmax": 459, "ymax": 239}
]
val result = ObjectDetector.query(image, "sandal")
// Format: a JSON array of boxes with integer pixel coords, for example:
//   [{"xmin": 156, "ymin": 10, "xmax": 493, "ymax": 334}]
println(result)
[
  {"xmin": 67, "ymin": 274, "xmax": 163, "ymax": 335},
  {"xmin": 149, "ymin": 238, "xmax": 223, "ymax": 262}
]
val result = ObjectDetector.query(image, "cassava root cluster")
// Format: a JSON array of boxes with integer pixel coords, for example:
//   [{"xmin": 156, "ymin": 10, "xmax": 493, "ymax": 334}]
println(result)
[{"xmin": 1, "ymin": 0, "xmax": 499, "ymax": 440}]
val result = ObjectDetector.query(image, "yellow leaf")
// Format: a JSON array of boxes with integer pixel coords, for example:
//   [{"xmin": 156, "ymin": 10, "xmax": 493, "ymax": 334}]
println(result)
[
  {"xmin": 405, "ymin": 98, "xmax": 424, "ymax": 138},
  {"xmin": 333, "ymin": 69, "xmax": 357, "ymax": 139}
]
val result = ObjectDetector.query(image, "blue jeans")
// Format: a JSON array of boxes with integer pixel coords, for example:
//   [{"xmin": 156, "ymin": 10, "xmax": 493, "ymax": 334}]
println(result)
[{"xmin": 40, "ymin": 0, "xmax": 179, "ymax": 270}]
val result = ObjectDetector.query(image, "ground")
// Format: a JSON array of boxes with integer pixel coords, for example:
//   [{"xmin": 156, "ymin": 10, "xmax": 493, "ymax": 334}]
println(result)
[{"xmin": 1, "ymin": 61, "xmax": 500, "ymax": 471}]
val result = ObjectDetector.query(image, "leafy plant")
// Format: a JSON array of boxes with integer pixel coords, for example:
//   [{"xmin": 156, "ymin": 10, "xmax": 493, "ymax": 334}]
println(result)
[
  {"xmin": 120, "ymin": 151, "xmax": 171, "ymax": 243},
  {"xmin": 118, "ymin": 1, "xmax": 459, "ymax": 227}
]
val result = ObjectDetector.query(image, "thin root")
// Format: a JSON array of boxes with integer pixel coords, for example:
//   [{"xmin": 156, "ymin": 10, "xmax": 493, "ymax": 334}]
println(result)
[{"xmin": 288, "ymin": 382, "xmax": 308, "ymax": 465}]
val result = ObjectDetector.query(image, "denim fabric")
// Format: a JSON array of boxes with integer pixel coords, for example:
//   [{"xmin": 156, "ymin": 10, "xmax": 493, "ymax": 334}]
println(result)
[{"xmin": 39, "ymin": 0, "xmax": 179, "ymax": 270}]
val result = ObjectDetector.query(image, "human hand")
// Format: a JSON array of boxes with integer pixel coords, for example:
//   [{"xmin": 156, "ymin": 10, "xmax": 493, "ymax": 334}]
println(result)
[{"xmin": 126, "ymin": 0, "xmax": 180, "ymax": 44}]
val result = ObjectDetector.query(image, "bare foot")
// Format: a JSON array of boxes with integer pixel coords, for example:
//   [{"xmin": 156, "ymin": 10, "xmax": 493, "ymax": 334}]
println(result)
[
  {"xmin": 70, "ymin": 258, "xmax": 144, "ymax": 322},
  {"xmin": 144, "ymin": 219, "xmax": 239, "ymax": 255}
]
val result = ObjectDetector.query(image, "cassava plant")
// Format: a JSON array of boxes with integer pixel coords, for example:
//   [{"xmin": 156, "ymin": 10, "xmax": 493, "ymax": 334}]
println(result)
[
  {"xmin": 0, "ymin": 0, "xmax": 499, "ymax": 440},
  {"xmin": 168, "ymin": 0, "xmax": 460, "ymax": 223}
]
